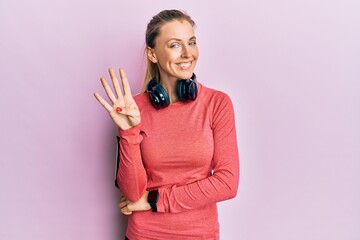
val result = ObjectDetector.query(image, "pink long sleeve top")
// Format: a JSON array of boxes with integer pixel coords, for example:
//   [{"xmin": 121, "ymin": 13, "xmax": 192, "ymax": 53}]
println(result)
[{"xmin": 117, "ymin": 82, "xmax": 240, "ymax": 239}]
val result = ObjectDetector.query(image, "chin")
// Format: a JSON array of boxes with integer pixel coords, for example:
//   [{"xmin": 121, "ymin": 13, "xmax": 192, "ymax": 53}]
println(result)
[{"xmin": 177, "ymin": 71, "xmax": 195, "ymax": 80}]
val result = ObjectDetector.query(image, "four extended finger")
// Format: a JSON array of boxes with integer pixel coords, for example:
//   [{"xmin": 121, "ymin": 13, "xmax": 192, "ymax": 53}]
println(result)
[
  {"xmin": 100, "ymin": 77, "xmax": 117, "ymax": 103},
  {"xmin": 94, "ymin": 92, "xmax": 113, "ymax": 112},
  {"xmin": 119, "ymin": 68, "xmax": 131, "ymax": 97},
  {"xmin": 109, "ymin": 68, "xmax": 124, "ymax": 100}
]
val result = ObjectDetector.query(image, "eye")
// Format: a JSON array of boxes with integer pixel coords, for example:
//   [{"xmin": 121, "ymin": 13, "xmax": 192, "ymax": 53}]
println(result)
[
  {"xmin": 170, "ymin": 43, "xmax": 181, "ymax": 48},
  {"xmin": 189, "ymin": 41, "xmax": 197, "ymax": 46}
]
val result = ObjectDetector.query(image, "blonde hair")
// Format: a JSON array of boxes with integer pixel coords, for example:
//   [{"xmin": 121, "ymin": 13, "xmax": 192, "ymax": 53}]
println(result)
[{"xmin": 141, "ymin": 9, "xmax": 196, "ymax": 92}]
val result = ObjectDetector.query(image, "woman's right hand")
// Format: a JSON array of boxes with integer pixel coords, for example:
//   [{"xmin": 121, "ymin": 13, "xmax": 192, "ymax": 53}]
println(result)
[{"xmin": 94, "ymin": 68, "xmax": 141, "ymax": 130}]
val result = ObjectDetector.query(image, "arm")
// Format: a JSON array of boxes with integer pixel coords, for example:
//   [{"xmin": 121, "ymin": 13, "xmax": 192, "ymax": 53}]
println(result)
[
  {"xmin": 117, "ymin": 126, "xmax": 148, "ymax": 202},
  {"xmin": 156, "ymin": 93, "xmax": 239, "ymax": 213},
  {"xmin": 94, "ymin": 68, "xmax": 147, "ymax": 202}
]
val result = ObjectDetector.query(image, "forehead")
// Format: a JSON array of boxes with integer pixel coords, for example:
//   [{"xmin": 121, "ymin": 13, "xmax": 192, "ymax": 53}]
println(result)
[{"xmin": 157, "ymin": 20, "xmax": 195, "ymax": 41}]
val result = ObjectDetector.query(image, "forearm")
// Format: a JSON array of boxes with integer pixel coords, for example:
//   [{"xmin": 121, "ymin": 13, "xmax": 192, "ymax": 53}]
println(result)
[
  {"xmin": 117, "ymin": 126, "xmax": 148, "ymax": 202},
  {"xmin": 157, "ymin": 152, "xmax": 239, "ymax": 213}
]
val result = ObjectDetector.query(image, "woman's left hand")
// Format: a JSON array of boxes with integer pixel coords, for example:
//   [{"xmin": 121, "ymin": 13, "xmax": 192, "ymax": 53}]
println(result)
[{"xmin": 119, "ymin": 191, "xmax": 151, "ymax": 215}]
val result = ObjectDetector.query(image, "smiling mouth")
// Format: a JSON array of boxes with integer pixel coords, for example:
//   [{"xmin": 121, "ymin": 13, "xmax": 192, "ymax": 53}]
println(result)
[{"xmin": 177, "ymin": 62, "xmax": 192, "ymax": 68}]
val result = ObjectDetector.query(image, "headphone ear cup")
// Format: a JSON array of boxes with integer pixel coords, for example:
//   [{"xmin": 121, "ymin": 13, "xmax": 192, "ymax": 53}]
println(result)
[
  {"xmin": 148, "ymin": 91, "xmax": 161, "ymax": 109},
  {"xmin": 147, "ymin": 79, "xmax": 170, "ymax": 109},
  {"xmin": 153, "ymin": 84, "xmax": 170, "ymax": 108},
  {"xmin": 176, "ymin": 80, "xmax": 186, "ymax": 101},
  {"xmin": 187, "ymin": 80, "xmax": 198, "ymax": 101},
  {"xmin": 177, "ymin": 79, "xmax": 198, "ymax": 101}
]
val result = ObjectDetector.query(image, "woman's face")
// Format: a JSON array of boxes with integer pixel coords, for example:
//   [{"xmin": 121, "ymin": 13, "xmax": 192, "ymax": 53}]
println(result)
[{"xmin": 148, "ymin": 20, "xmax": 199, "ymax": 82}]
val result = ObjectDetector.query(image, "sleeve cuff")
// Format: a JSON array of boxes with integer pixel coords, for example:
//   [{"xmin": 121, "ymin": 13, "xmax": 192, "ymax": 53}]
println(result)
[
  {"xmin": 155, "ymin": 188, "xmax": 165, "ymax": 213},
  {"xmin": 118, "ymin": 124, "xmax": 141, "ymax": 137}
]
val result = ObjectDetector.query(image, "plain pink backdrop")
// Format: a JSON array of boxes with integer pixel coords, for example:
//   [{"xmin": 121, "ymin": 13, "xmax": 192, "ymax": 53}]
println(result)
[{"xmin": 0, "ymin": 0, "xmax": 359, "ymax": 239}]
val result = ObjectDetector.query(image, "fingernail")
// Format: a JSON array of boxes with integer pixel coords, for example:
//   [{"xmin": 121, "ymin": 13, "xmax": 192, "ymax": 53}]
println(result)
[{"xmin": 116, "ymin": 107, "xmax": 122, "ymax": 113}]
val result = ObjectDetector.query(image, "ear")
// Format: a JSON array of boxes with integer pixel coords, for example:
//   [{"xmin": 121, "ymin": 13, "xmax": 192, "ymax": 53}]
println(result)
[{"xmin": 147, "ymin": 47, "xmax": 158, "ymax": 63}]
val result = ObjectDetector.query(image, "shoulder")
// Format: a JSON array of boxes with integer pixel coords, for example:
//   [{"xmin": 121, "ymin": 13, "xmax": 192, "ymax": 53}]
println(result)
[
  {"xmin": 133, "ymin": 92, "xmax": 152, "ymax": 111},
  {"xmin": 198, "ymin": 84, "xmax": 236, "ymax": 129},
  {"xmin": 198, "ymin": 83, "xmax": 235, "ymax": 123},
  {"xmin": 199, "ymin": 83, "xmax": 233, "ymax": 107},
  {"xmin": 133, "ymin": 92, "xmax": 148, "ymax": 103}
]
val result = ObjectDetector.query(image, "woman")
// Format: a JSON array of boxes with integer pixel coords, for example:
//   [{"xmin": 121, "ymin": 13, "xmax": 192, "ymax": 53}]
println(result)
[{"xmin": 94, "ymin": 9, "xmax": 239, "ymax": 240}]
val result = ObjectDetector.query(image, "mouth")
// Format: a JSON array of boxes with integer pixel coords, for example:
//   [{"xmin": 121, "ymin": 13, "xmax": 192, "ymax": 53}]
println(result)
[{"xmin": 177, "ymin": 61, "xmax": 192, "ymax": 69}]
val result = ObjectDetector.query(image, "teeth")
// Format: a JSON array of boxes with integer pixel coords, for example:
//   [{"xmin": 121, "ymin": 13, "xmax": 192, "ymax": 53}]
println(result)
[{"xmin": 178, "ymin": 62, "xmax": 191, "ymax": 67}]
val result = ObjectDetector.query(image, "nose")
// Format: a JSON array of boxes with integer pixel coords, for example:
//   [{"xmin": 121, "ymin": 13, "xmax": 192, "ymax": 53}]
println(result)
[{"xmin": 181, "ymin": 44, "xmax": 191, "ymax": 58}]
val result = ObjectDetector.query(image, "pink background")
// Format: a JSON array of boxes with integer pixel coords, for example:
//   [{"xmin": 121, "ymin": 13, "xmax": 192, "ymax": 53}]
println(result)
[{"xmin": 1, "ymin": 0, "xmax": 359, "ymax": 239}]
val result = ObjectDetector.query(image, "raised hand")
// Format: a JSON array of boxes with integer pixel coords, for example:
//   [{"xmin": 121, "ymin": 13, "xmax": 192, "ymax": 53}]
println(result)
[{"xmin": 94, "ymin": 68, "xmax": 141, "ymax": 130}]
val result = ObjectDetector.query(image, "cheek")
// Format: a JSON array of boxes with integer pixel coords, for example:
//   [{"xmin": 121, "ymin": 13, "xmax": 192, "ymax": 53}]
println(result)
[
  {"xmin": 159, "ymin": 50, "xmax": 180, "ymax": 64},
  {"xmin": 193, "ymin": 47, "xmax": 199, "ymax": 58}
]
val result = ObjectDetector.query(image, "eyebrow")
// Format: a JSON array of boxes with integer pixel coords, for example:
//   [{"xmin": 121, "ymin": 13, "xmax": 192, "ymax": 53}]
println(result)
[{"xmin": 167, "ymin": 36, "xmax": 197, "ymax": 42}]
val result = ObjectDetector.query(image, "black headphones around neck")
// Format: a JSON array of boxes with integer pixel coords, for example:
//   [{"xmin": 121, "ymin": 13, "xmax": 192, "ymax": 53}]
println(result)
[{"xmin": 146, "ymin": 73, "xmax": 198, "ymax": 109}]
